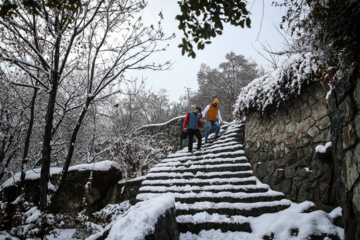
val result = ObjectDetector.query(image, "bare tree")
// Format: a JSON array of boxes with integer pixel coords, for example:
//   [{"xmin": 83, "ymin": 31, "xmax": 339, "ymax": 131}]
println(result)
[{"xmin": 0, "ymin": 0, "xmax": 172, "ymax": 210}]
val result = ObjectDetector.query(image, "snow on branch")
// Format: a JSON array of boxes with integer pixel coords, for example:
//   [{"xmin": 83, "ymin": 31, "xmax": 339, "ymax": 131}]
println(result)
[{"xmin": 233, "ymin": 53, "xmax": 321, "ymax": 118}]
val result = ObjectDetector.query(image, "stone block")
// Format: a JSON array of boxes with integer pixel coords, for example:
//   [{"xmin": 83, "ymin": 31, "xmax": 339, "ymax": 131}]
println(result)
[
  {"xmin": 355, "ymin": 76, "xmax": 360, "ymax": 108},
  {"xmin": 341, "ymin": 96, "xmax": 356, "ymax": 123},
  {"xmin": 308, "ymin": 126, "xmax": 320, "ymax": 138},
  {"xmin": 308, "ymin": 95, "xmax": 316, "ymax": 106},
  {"xmin": 342, "ymin": 122, "xmax": 358, "ymax": 149},
  {"xmin": 245, "ymin": 149, "xmax": 253, "ymax": 160},
  {"xmin": 288, "ymin": 151, "xmax": 297, "ymax": 164},
  {"xmin": 353, "ymin": 182, "xmax": 360, "ymax": 218},
  {"xmin": 292, "ymin": 108, "xmax": 301, "ymax": 122},
  {"xmin": 355, "ymin": 115, "xmax": 360, "ymax": 138},
  {"xmin": 343, "ymin": 150, "xmax": 359, "ymax": 191},
  {"xmin": 144, "ymin": 207, "xmax": 180, "ymax": 240},
  {"xmin": 286, "ymin": 122, "xmax": 296, "ymax": 133},
  {"xmin": 245, "ymin": 142, "xmax": 252, "ymax": 149},
  {"xmin": 256, "ymin": 163, "xmax": 267, "ymax": 180},
  {"xmin": 284, "ymin": 165, "xmax": 297, "ymax": 178},
  {"xmin": 260, "ymin": 141, "xmax": 269, "ymax": 152},
  {"xmin": 277, "ymin": 108, "xmax": 288, "ymax": 118},
  {"xmin": 301, "ymin": 108, "xmax": 312, "ymax": 120},
  {"xmin": 252, "ymin": 141, "xmax": 261, "ymax": 152},
  {"xmin": 317, "ymin": 116, "xmax": 331, "ymax": 130},
  {"xmin": 264, "ymin": 132, "xmax": 272, "ymax": 141},
  {"xmin": 302, "ymin": 118, "xmax": 315, "ymax": 132},
  {"xmin": 313, "ymin": 129, "xmax": 330, "ymax": 143},
  {"xmin": 271, "ymin": 169, "xmax": 284, "ymax": 184},
  {"xmin": 334, "ymin": 74, "xmax": 354, "ymax": 103},
  {"xmin": 280, "ymin": 179, "xmax": 292, "ymax": 194},
  {"xmin": 312, "ymin": 102, "xmax": 328, "ymax": 121},
  {"xmin": 259, "ymin": 152, "xmax": 269, "ymax": 162},
  {"xmin": 267, "ymin": 119, "xmax": 276, "ymax": 130},
  {"xmin": 296, "ymin": 134, "xmax": 310, "ymax": 147}
]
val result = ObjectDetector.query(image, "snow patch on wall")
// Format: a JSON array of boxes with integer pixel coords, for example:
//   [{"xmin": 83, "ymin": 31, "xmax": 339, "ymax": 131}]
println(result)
[{"xmin": 233, "ymin": 53, "xmax": 321, "ymax": 118}]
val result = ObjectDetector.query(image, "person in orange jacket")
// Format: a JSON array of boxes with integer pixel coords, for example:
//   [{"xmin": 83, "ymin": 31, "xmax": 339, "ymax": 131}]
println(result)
[
  {"xmin": 202, "ymin": 98, "xmax": 223, "ymax": 143},
  {"xmin": 184, "ymin": 106, "xmax": 204, "ymax": 153}
]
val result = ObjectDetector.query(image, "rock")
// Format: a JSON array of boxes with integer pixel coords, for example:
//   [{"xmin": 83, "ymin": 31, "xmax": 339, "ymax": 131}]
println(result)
[
  {"xmin": 280, "ymin": 179, "xmax": 292, "ymax": 194},
  {"xmin": 252, "ymin": 141, "xmax": 261, "ymax": 152},
  {"xmin": 286, "ymin": 122, "xmax": 296, "ymax": 133},
  {"xmin": 317, "ymin": 116, "xmax": 331, "ymax": 130},
  {"xmin": 343, "ymin": 151, "xmax": 359, "ymax": 191},
  {"xmin": 355, "ymin": 115, "xmax": 360, "ymax": 138},
  {"xmin": 312, "ymin": 102, "xmax": 328, "ymax": 121},
  {"xmin": 145, "ymin": 208, "xmax": 180, "ymax": 240},
  {"xmin": 302, "ymin": 118, "xmax": 315, "ymax": 132},
  {"xmin": 355, "ymin": 76, "xmax": 360, "ymax": 107},
  {"xmin": 256, "ymin": 163, "xmax": 267, "ymax": 180},
  {"xmin": 308, "ymin": 95, "xmax": 316, "ymax": 106},
  {"xmin": 301, "ymin": 108, "xmax": 312, "ymax": 120},
  {"xmin": 292, "ymin": 108, "xmax": 301, "ymax": 122},
  {"xmin": 296, "ymin": 134, "xmax": 310, "ymax": 147},
  {"xmin": 308, "ymin": 126, "xmax": 320, "ymax": 138},
  {"xmin": 111, "ymin": 177, "xmax": 145, "ymax": 205},
  {"xmin": 334, "ymin": 74, "xmax": 354, "ymax": 103},
  {"xmin": 342, "ymin": 122, "xmax": 358, "ymax": 149},
  {"xmin": 288, "ymin": 151, "xmax": 297, "ymax": 164}
]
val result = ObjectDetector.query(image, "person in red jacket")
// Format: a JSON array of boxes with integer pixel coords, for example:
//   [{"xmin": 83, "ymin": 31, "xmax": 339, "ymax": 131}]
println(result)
[{"xmin": 184, "ymin": 107, "xmax": 204, "ymax": 153}]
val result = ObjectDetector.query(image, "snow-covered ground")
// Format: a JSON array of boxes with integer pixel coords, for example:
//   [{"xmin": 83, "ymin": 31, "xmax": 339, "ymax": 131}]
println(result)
[{"xmin": 0, "ymin": 197, "xmax": 344, "ymax": 240}]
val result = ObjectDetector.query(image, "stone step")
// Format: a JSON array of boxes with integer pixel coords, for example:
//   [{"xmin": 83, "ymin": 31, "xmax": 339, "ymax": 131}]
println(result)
[
  {"xmin": 141, "ymin": 177, "xmax": 258, "ymax": 187},
  {"xmin": 144, "ymin": 170, "xmax": 254, "ymax": 180},
  {"xmin": 177, "ymin": 221, "xmax": 251, "ymax": 234},
  {"xmin": 149, "ymin": 163, "xmax": 251, "ymax": 174},
  {"xmin": 168, "ymin": 141, "xmax": 243, "ymax": 159},
  {"xmin": 157, "ymin": 157, "xmax": 249, "ymax": 168},
  {"xmin": 138, "ymin": 184, "xmax": 269, "ymax": 194},
  {"xmin": 137, "ymin": 190, "xmax": 285, "ymax": 204},
  {"xmin": 175, "ymin": 199, "xmax": 292, "ymax": 217},
  {"xmin": 163, "ymin": 149, "xmax": 246, "ymax": 162},
  {"xmin": 195, "ymin": 146, "xmax": 244, "ymax": 156},
  {"xmin": 176, "ymin": 212, "xmax": 251, "ymax": 234}
]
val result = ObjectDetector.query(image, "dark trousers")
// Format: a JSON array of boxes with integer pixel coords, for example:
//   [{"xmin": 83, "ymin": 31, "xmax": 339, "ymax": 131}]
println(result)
[{"xmin": 188, "ymin": 129, "xmax": 202, "ymax": 152}]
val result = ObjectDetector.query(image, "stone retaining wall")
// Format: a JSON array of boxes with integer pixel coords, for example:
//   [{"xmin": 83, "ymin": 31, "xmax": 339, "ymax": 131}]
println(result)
[
  {"xmin": 137, "ymin": 116, "xmax": 208, "ymax": 153},
  {"xmin": 328, "ymin": 68, "xmax": 360, "ymax": 240},
  {"xmin": 244, "ymin": 82, "xmax": 337, "ymax": 212}
]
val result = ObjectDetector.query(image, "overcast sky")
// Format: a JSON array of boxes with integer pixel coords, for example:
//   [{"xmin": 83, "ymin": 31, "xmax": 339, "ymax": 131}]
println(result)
[{"xmin": 133, "ymin": 0, "xmax": 288, "ymax": 102}]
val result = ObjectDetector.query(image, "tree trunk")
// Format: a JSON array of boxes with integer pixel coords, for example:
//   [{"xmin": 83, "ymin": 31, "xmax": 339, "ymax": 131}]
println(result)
[
  {"xmin": 51, "ymin": 97, "xmax": 92, "ymax": 205},
  {"xmin": 40, "ymin": 83, "xmax": 58, "ymax": 211},
  {"xmin": 18, "ymin": 88, "xmax": 38, "ymax": 196}
]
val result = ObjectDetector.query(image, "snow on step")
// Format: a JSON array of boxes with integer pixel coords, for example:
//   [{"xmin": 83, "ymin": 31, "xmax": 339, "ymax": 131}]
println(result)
[
  {"xmin": 139, "ymin": 183, "xmax": 269, "ymax": 193},
  {"xmin": 149, "ymin": 162, "xmax": 251, "ymax": 172},
  {"xmin": 137, "ymin": 189, "xmax": 284, "ymax": 201},
  {"xmin": 142, "ymin": 176, "xmax": 258, "ymax": 186},
  {"xmin": 176, "ymin": 212, "xmax": 248, "ymax": 225},
  {"xmin": 165, "ymin": 149, "xmax": 245, "ymax": 162},
  {"xmin": 175, "ymin": 199, "xmax": 292, "ymax": 211},
  {"xmin": 155, "ymin": 156, "xmax": 248, "ymax": 168},
  {"xmin": 145, "ymin": 170, "xmax": 253, "ymax": 178},
  {"xmin": 158, "ymin": 156, "xmax": 248, "ymax": 167}
]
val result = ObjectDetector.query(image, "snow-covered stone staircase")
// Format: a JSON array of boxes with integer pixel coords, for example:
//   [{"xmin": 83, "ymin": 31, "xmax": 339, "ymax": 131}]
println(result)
[{"xmin": 136, "ymin": 123, "xmax": 292, "ymax": 234}]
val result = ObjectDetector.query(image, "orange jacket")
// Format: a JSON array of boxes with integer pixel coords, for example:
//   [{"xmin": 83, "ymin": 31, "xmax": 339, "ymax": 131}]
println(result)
[{"xmin": 206, "ymin": 104, "xmax": 219, "ymax": 121}]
